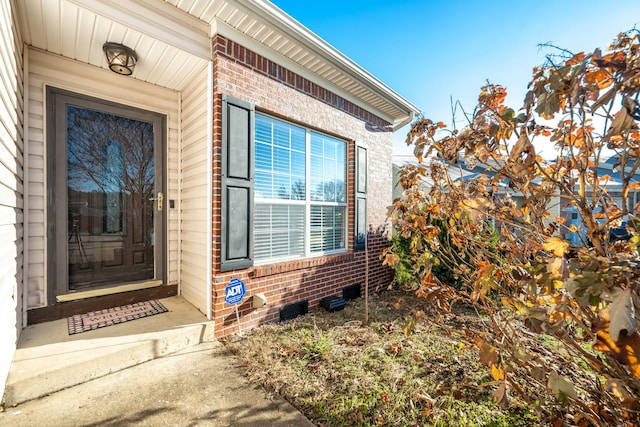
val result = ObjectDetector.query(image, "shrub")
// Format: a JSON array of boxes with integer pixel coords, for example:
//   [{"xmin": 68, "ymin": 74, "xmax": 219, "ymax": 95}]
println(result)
[
  {"xmin": 385, "ymin": 30, "xmax": 640, "ymax": 426},
  {"xmin": 389, "ymin": 214, "xmax": 470, "ymax": 290}
]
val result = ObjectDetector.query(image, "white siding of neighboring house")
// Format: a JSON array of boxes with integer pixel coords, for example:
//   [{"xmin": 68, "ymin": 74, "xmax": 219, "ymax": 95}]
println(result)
[
  {"xmin": 392, "ymin": 164, "xmax": 404, "ymax": 201},
  {"xmin": 179, "ymin": 64, "xmax": 211, "ymax": 315},
  {"xmin": 25, "ymin": 47, "xmax": 181, "ymax": 308},
  {"xmin": 0, "ymin": 0, "xmax": 24, "ymax": 395},
  {"xmin": 547, "ymin": 195, "xmax": 562, "ymax": 227}
]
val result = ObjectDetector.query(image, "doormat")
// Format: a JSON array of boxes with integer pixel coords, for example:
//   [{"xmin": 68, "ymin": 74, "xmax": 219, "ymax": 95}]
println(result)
[{"xmin": 67, "ymin": 300, "xmax": 168, "ymax": 335}]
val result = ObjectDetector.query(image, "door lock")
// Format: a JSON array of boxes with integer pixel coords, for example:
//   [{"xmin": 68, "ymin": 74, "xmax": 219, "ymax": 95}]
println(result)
[{"xmin": 149, "ymin": 192, "xmax": 163, "ymax": 211}]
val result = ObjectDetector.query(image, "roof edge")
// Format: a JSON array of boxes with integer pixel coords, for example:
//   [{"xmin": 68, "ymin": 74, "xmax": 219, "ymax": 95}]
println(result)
[{"xmin": 230, "ymin": 0, "xmax": 421, "ymax": 125}]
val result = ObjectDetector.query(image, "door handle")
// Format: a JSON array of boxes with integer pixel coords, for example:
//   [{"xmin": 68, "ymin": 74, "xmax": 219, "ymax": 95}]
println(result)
[{"xmin": 149, "ymin": 192, "xmax": 163, "ymax": 211}]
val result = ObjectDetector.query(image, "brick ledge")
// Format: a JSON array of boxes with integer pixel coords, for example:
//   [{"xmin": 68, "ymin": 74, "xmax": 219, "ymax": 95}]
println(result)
[{"xmin": 251, "ymin": 253, "xmax": 355, "ymax": 278}]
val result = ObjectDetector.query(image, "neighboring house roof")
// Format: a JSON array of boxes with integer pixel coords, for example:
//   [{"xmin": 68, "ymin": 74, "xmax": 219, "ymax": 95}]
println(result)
[
  {"xmin": 18, "ymin": 0, "xmax": 419, "ymax": 128},
  {"xmin": 392, "ymin": 155, "xmax": 499, "ymax": 197},
  {"xmin": 599, "ymin": 155, "xmax": 640, "ymax": 186},
  {"xmin": 393, "ymin": 154, "xmax": 640, "ymax": 200}
]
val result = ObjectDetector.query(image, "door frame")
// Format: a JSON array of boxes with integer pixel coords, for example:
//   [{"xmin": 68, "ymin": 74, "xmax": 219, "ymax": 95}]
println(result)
[{"xmin": 46, "ymin": 87, "xmax": 167, "ymax": 305}]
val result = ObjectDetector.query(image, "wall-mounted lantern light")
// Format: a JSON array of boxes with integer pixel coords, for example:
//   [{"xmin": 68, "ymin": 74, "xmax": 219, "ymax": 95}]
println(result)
[{"xmin": 102, "ymin": 42, "xmax": 138, "ymax": 76}]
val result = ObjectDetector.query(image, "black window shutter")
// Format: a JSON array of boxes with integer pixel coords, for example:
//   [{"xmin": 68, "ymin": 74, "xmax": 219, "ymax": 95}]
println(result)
[
  {"xmin": 355, "ymin": 145, "xmax": 367, "ymax": 250},
  {"xmin": 221, "ymin": 94, "xmax": 254, "ymax": 271}
]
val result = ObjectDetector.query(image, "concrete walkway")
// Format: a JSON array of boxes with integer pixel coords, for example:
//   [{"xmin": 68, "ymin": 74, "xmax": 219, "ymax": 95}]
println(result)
[{"xmin": 0, "ymin": 297, "xmax": 314, "ymax": 426}]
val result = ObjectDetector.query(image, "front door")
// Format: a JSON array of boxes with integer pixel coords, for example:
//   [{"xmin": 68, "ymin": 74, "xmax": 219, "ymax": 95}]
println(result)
[{"xmin": 47, "ymin": 88, "xmax": 166, "ymax": 303}]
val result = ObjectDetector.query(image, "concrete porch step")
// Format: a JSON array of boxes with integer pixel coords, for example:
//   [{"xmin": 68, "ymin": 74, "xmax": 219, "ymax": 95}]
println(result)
[{"xmin": 2, "ymin": 296, "xmax": 215, "ymax": 407}]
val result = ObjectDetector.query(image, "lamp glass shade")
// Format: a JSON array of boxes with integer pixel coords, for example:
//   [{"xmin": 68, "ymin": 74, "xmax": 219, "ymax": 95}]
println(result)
[{"xmin": 103, "ymin": 42, "xmax": 137, "ymax": 76}]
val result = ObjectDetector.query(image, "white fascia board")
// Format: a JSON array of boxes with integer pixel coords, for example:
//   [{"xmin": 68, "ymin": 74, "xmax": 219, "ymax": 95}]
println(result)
[
  {"xmin": 231, "ymin": 0, "xmax": 420, "ymax": 121},
  {"xmin": 67, "ymin": 0, "xmax": 211, "ymax": 60},
  {"xmin": 212, "ymin": 19, "xmax": 400, "ymax": 125}
]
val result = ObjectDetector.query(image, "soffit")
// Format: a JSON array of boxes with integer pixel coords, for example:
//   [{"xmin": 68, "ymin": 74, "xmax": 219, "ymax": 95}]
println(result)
[{"xmin": 17, "ymin": 0, "xmax": 210, "ymax": 92}]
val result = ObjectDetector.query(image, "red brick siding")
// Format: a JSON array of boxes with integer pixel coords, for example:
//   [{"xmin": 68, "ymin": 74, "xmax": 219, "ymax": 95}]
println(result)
[
  {"xmin": 213, "ymin": 35, "xmax": 391, "ymax": 130},
  {"xmin": 211, "ymin": 35, "xmax": 394, "ymax": 337}
]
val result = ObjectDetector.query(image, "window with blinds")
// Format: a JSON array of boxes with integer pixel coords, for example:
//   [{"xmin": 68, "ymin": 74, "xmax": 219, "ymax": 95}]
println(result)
[{"xmin": 255, "ymin": 114, "xmax": 347, "ymax": 262}]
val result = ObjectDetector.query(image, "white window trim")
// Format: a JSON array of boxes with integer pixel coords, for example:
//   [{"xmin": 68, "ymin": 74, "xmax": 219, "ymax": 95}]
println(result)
[{"xmin": 254, "ymin": 113, "xmax": 348, "ymax": 265}]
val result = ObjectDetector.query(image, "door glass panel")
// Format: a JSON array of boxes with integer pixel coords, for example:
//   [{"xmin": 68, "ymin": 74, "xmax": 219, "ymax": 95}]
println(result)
[{"xmin": 67, "ymin": 106, "xmax": 155, "ymax": 290}]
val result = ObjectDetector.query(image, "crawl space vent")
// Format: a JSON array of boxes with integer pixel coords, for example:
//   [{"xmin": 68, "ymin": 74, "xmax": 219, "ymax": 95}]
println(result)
[
  {"xmin": 320, "ymin": 295, "xmax": 347, "ymax": 312},
  {"xmin": 279, "ymin": 300, "xmax": 309, "ymax": 321},
  {"xmin": 342, "ymin": 283, "xmax": 361, "ymax": 300}
]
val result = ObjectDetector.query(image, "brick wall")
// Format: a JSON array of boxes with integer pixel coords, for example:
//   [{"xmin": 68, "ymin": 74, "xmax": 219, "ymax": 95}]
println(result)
[{"xmin": 211, "ymin": 35, "xmax": 394, "ymax": 336}]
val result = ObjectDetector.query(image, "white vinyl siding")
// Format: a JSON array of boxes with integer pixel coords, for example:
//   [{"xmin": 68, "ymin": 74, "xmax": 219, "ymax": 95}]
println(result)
[
  {"xmin": 254, "ymin": 114, "xmax": 346, "ymax": 263},
  {"xmin": 0, "ymin": 0, "xmax": 24, "ymax": 397},
  {"xmin": 26, "ymin": 47, "xmax": 180, "ymax": 308},
  {"xmin": 179, "ymin": 64, "xmax": 210, "ymax": 315}
]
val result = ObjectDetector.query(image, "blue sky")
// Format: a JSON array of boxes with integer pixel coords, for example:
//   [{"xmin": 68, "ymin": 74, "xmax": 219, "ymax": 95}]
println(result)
[{"xmin": 271, "ymin": 0, "xmax": 640, "ymax": 157}]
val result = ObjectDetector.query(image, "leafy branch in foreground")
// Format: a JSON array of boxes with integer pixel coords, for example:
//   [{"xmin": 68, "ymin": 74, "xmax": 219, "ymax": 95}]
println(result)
[{"xmin": 385, "ymin": 30, "xmax": 640, "ymax": 426}]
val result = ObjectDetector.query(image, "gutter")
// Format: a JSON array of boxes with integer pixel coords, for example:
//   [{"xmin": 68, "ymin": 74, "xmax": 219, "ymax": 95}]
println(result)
[{"xmin": 392, "ymin": 113, "xmax": 418, "ymax": 132}]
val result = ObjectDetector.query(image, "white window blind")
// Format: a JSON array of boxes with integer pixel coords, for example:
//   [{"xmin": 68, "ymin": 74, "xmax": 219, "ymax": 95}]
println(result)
[{"xmin": 255, "ymin": 114, "xmax": 347, "ymax": 262}]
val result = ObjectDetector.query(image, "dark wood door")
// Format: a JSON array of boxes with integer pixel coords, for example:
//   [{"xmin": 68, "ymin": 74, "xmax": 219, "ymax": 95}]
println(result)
[{"xmin": 47, "ymin": 88, "xmax": 166, "ymax": 302}]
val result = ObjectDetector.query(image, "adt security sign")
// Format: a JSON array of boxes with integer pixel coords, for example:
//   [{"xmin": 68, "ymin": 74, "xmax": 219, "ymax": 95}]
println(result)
[{"xmin": 225, "ymin": 278, "xmax": 246, "ymax": 305}]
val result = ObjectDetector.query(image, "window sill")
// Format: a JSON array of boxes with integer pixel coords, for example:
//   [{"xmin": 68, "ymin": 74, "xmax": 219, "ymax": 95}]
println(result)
[{"xmin": 251, "ymin": 252, "xmax": 354, "ymax": 278}]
